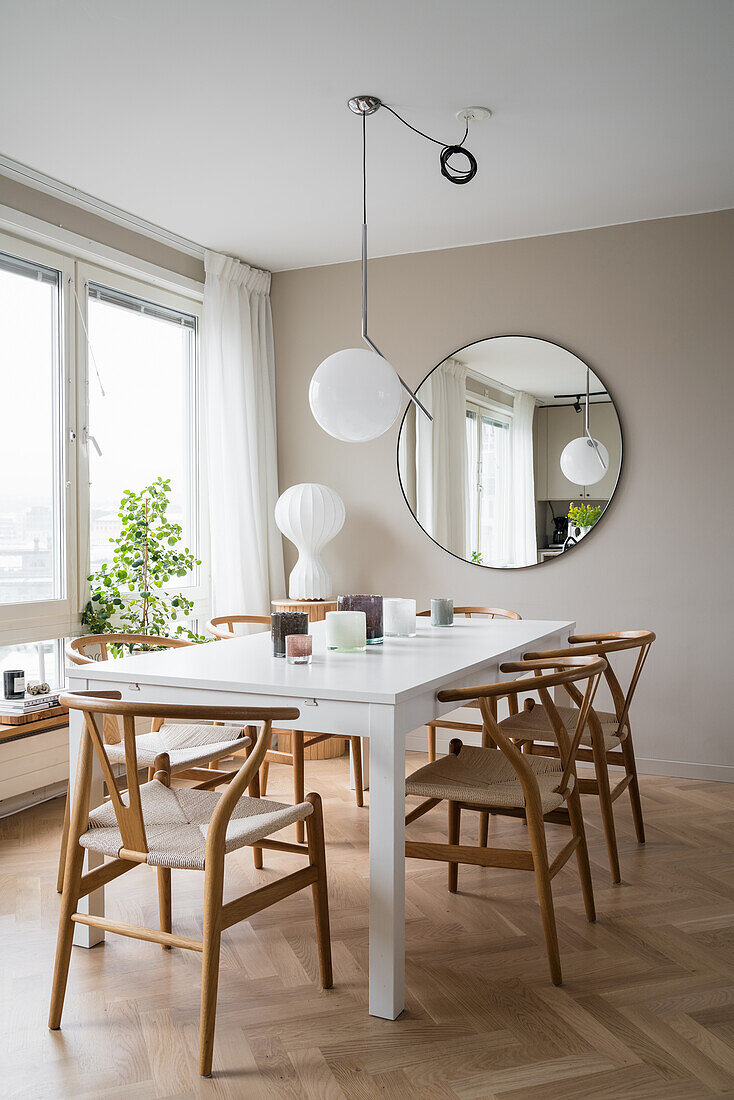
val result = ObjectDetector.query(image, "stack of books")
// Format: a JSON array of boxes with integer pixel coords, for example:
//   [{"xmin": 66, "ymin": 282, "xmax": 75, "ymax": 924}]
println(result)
[{"xmin": 0, "ymin": 691, "xmax": 62, "ymax": 718}]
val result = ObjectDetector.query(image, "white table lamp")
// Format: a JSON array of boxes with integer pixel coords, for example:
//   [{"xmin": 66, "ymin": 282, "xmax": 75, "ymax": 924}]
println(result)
[{"xmin": 274, "ymin": 483, "xmax": 345, "ymax": 600}]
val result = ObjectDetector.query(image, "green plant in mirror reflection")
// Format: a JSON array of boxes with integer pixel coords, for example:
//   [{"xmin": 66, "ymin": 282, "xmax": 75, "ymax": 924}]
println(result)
[
  {"xmin": 470, "ymin": 550, "xmax": 483, "ymax": 564},
  {"xmin": 567, "ymin": 502, "xmax": 602, "ymax": 528},
  {"xmin": 82, "ymin": 477, "xmax": 204, "ymax": 655}
]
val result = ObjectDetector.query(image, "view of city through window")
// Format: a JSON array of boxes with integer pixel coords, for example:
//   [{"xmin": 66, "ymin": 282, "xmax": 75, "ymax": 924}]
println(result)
[
  {"xmin": 0, "ymin": 254, "xmax": 61, "ymax": 605},
  {"xmin": 0, "ymin": 257, "xmax": 198, "ymax": 608},
  {"xmin": 87, "ymin": 286, "xmax": 196, "ymax": 574}
]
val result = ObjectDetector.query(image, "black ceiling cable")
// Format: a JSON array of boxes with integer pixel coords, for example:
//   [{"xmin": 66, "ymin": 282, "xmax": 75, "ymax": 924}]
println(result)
[{"xmin": 381, "ymin": 102, "xmax": 478, "ymax": 185}]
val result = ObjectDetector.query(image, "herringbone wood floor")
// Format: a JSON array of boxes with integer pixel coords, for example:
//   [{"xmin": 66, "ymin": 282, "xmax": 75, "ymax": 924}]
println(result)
[{"xmin": 4, "ymin": 753, "xmax": 734, "ymax": 1098}]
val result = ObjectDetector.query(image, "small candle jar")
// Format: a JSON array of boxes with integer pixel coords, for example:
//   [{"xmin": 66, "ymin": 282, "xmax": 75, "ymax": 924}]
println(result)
[
  {"xmin": 337, "ymin": 594, "xmax": 383, "ymax": 644},
  {"xmin": 271, "ymin": 612, "xmax": 308, "ymax": 658},
  {"xmin": 383, "ymin": 597, "xmax": 417, "ymax": 637},
  {"xmin": 286, "ymin": 634, "xmax": 312, "ymax": 664},
  {"xmin": 431, "ymin": 598, "xmax": 454, "ymax": 627},
  {"xmin": 326, "ymin": 610, "xmax": 367, "ymax": 652},
  {"xmin": 3, "ymin": 669, "xmax": 25, "ymax": 699}
]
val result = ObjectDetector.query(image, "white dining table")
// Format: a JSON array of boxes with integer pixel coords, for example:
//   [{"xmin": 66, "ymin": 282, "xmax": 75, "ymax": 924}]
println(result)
[{"xmin": 67, "ymin": 616, "xmax": 574, "ymax": 1020}]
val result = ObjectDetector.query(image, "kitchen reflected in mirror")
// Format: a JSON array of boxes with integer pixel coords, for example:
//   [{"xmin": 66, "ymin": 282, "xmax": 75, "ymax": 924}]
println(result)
[{"xmin": 397, "ymin": 336, "xmax": 622, "ymax": 568}]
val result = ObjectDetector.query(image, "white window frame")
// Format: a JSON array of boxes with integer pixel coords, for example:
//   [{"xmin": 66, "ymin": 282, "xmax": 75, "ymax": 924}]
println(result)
[
  {"xmin": 0, "ymin": 224, "xmax": 208, "ymax": 650},
  {"xmin": 76, "ymin": 261, "xmax": 209, "ymax": 620},
  {"xmin": 0, "ymin": 229, "xmax": 77, "ymax": 645},
  {"xmin": 466, "ymin": 396, "xmax": 513, "ymax": 561}
]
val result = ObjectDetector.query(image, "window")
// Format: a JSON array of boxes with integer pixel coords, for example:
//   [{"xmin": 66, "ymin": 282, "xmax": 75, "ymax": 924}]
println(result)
[
  {"xmin": 0, "ymin": 251, "xmax": 64, "ymax": 606},
  {"xmin": 86, "ymin": 282, "xmax": 198, "ymax": 578},
  {"xmin": 466, "ymin": 400, "xmax": 511, "ymax": 565},
  {"xmin": 0, "ymin": 233, "xmax": 205, "ymax": 655},
  {"xmin": 0, "ymin": 639, "xmax": 64, "ymax": 689}
]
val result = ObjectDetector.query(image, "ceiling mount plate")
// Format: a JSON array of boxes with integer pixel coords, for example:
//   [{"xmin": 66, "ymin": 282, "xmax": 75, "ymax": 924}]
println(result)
[
  {"xmin": 456, "ymin": 106, "xmax": 492, "ymax": 123},
  {"xmin": 348, "ymin": 95, "xmax": 382, "ymax": 116}
]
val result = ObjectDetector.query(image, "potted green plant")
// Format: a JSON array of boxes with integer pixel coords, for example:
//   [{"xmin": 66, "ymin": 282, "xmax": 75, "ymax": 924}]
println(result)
[
  {"xmin": 567, "ymin": 501, "xmax": 603, "ymax": 541},
  {"xmin": 82, "ymin": 477, "xmax": 204, "ymax": 654}
]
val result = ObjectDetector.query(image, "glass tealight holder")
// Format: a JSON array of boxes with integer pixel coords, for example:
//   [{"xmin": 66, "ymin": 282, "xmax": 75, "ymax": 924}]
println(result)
[
  {"xmin": 337, "ymin": 594, "xmax": 383, "ymax": 644},
  {"xmin": 326, "ymin": 610, "xmax": 367, "ymax": 652},
  {"xmin": 383, "ymin": 597, "xmax": 417, "ymax": 637},
  {"xmin": 271, "ymin": 611, "xmax": 308, "ymax": 658},
  {"xmin": 431, "ymin": 598, "xmax": 454, "ymax": 627},
  {"xmin": 286, "ymin": 634, "xmax": 312, "ymax": 664}
]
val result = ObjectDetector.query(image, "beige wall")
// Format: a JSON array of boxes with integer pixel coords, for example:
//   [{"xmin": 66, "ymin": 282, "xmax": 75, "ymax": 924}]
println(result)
[
  {"xmin": 272, "ymin": 209, "xmax": 734, "ymax": 778},
  {"xmin": 0, "ymin": 176, "xmax": 204, "ymax": 281}
]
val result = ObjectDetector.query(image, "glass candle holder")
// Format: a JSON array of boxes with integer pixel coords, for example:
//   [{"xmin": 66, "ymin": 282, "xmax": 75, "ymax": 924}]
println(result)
[
  {"xmin": 286, "ymin": 634, "xmax": 312, "ymax": 664},
  {"xmin": 383, "ymin": 597, "xmax": 417, "ymax": 637},
  {"xmin": 271, "ymin": 611, "xmax": 308, "ymax": 658},
  {"xmin": 431, "ymin": 598, "xmax": 454, "ymax": 627},
  {"xmin": 326, "ymin": 610, "xmax": 367, "ymax": 652},
  {"xmin": 337, "ymin": 594, "xmax": 383, "ymax": 644}
]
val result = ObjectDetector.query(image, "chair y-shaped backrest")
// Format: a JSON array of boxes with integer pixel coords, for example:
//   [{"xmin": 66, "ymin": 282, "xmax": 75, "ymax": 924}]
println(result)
[
  {"xmin": 205, "ymin": 615, "xmax": 270, "ymax": 640},
  {"xmin": 60, "ymin": 691, "xmax": 300, "ymax": 863},
  {"xmin": 67, "ymin": 633, "xmax": 194, "ymax": 664},
  {"xmin": 66, "ymin": 635, "xmax": 195, "ymax": 742},
  {"xmin": 437, "ymin": 655, "xmax": 606, "ymax": 808},
  {"xmin": 526, "ymin": 631, "xmax": 655, "ymax": 742}
]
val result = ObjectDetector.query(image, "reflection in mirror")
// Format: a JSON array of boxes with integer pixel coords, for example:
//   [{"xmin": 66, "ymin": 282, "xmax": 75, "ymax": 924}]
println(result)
[{"xmin": 397, "ymin": 336, "xmax": 622, "ymax": 568}]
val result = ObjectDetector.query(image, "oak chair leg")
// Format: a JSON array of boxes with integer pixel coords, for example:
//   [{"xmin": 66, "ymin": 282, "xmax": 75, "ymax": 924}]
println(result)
[
  {"xmin": 245, "ymin": 732, "xmax": 264, "ymax": 869},
  {"xmin": 427, "ymin": 724, "xmax": 437, "ymax": 762},
  {"xmin": 621, "ymin": 728, "xmax": 645, "ymax": 844},
  {"xmin": 591, "ymin": 731, "xmax": 621, "ymax": 883},
  {"xmin": 478, "ymin": 724, "xmax": 492, "ymax": 850},
  {"xmin": 305, "ymin": 793, "xmax": 333, "ymax": 988},
  {"xmin": 259, "ymin": 760, "xmax": 270, "ymax": 796},
  {"xmin": 526, "ymin": 806, "xmax": 562, "ymax": 986},
  {"xmin": 56, "ymin": 788, "xmax": 71, "ymax": 894},
  {"xmin": 478, "ymin": 808, "xmax": 489, "ymax": 849},
  {"xmin": 199, "ymin": 855, "xmax": 224, "ymax": 1078},
  {"xmin": 292, "ymin": 731, "xmax": 305, "ymax": 843},
  {"xmin": 349, "ymin": 737, "xmax": 364, "ymax": 808},
  {"xmin": 49, "ymin": 735, "xmax": 94, "ymax": 1030},
  {"xmin": 448, "ymin": 800, "xmax": 462, "ymax": 893},
  {"xmin": 566, "ymin": 786, "xmax": 596, "ymax": 922},
  {"xmin": 152, "ymin": 754, "xmax": 173, "ymax": 944}
]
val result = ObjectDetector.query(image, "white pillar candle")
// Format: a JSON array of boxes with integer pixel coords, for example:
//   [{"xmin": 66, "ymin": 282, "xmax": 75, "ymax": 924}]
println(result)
[
  {"xmin": 383, "ymin": 598, "xmax": 416, "ymax": 637},
  {"xmin": 326, "ymin": 610, "xmax": 367, "ymax": 652}
]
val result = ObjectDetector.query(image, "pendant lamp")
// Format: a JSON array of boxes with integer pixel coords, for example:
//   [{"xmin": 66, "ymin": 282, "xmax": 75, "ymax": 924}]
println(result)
[
  {"xmin": 560, "ymin": 367, "xmax": 609, "ymax": 486},
  {"xmin": 309, "ymin": 96, "xmax": 489, "ymax": 442}
]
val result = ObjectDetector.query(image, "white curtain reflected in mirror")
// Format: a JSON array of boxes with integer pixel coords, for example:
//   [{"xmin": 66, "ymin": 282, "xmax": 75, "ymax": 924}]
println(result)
[{"xmin": 398, "ymin": 336, "xmax": 622, "ymax": 568}]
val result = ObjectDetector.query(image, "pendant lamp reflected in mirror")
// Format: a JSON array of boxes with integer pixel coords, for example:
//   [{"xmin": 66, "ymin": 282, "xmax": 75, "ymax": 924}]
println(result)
[{"xmin": 560, "ymin": 366, "xmax": 609, "ymax": 486}]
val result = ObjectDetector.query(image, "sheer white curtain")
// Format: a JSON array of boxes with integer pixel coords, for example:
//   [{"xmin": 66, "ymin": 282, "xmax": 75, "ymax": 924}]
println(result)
[
  {"xmin": 202, "ymin": 250, "xmax": 285, "ymax": 614},
  {"xmin": 509, "ymin": 390, "xmax": 537, "ymax": 567},
  {"xmin": 416, "ymin": 358, "xmax": 468, "ymax": 558}
]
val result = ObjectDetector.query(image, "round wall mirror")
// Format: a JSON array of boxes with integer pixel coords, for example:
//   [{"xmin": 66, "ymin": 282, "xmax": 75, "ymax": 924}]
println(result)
[{"xmin": 397, "ymin": 336, "xmax": 622, "ymax": 568}]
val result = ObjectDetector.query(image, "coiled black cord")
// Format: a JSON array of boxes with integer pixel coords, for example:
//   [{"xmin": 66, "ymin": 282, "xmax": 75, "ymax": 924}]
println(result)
[{"xmin": 381, "ymin": 103, "xmax": 478, "ymax": 185}]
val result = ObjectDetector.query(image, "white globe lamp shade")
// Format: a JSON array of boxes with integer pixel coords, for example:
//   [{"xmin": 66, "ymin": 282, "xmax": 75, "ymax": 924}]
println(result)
[
  {"xmin": 560, "ymin": 437, "xmax": 610, "ymax": 486},
  {"xmin": 274, "ymin": 483, "xmax": 345, "ymax": 600},
  {"xmin": 309, "ymin": 348, "xmax": 402, "ymax": 442}
]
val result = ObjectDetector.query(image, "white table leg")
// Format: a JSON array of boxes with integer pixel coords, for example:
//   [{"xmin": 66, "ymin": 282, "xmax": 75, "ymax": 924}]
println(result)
[
  {"xmin": 68, "ymin": 704, "xmax": 105, "ymax": 947},
  {"xmin": 368, "ymin": 705, "xmax": 405, "ymax": 1019}
]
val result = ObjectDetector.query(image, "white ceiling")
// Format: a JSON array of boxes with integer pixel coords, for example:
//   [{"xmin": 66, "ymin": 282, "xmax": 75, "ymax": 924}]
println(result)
[
  {"xmin": 457, "ymin": 336, "xmax": 608, "ymax": 404},
  {"xmin": 1, "ymin": 0, "xmax": 733, "ymax": 272}
]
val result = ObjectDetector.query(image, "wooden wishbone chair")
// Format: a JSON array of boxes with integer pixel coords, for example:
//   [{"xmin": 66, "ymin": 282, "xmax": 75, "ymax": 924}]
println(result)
[
  {"xmin": 405, "ymin": 654, "xmax": 606, "ymax": 986},
  {"xmin": 498, "ymin": 631, "xmax": 655, "ymax": 883},
  {"xmin": 49, "ymin": 691, "xmax": 332, "ymax": 1079},
  {"xmin": 205, "ymin": 614, "xmax": 364, "ymax": 835},
  {"xmin": 57, "ymin": 634, "xmax": 254, "ymax": 892},
  {"xmin": 416, "ymin": 607, "xmax": 523, "ymax": 763}
]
